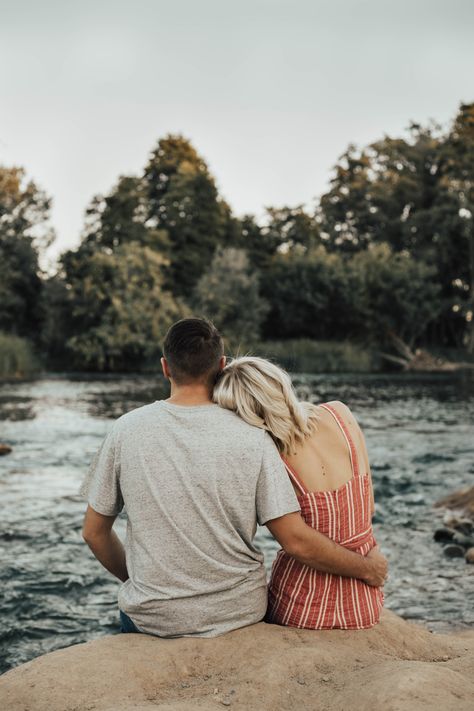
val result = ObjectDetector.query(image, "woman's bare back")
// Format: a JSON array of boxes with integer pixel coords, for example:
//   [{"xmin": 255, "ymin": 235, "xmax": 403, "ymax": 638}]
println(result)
[{"xmin": 285, "ymin": 401, "xmax": 374, "ymax": 512}]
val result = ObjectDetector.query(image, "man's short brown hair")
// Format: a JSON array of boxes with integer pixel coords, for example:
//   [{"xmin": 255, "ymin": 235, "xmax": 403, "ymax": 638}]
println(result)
[{"xmin": 163, "ymin": 318, "xmax": 224, "ymax": 385}]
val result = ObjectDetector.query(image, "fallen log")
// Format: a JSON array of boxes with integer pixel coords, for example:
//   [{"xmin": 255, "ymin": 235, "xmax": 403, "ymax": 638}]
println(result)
[{"xmin": 381, "ymin": 333, "xmax": 474, "ymax": 372}]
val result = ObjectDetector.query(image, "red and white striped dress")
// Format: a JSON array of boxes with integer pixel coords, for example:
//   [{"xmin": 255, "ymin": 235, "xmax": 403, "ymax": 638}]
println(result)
[{"xmin": 267, "ymin": 403, "xmax": 384, "ymax": 630}]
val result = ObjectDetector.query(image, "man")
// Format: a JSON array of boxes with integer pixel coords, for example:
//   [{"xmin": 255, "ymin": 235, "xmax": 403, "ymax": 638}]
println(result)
[{"xmin": 81, "ymin": 317, "xmax": 387, "ymax": 637}]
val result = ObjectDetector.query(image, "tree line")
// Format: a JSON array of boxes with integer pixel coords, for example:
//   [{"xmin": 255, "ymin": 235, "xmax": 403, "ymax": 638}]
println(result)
[{"xmin": 1, "ymin": 103, "xmax": 473, "ymax": 371}]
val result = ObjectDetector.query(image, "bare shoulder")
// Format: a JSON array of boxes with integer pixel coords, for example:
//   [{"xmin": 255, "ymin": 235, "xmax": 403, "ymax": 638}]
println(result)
[
  {"xmin": 323, "ymin": 401, "xmax": 362, "ymax": 430},
  {"xmin": 323, "ymin": 400, "xmax": 353, "ymax": 418}
]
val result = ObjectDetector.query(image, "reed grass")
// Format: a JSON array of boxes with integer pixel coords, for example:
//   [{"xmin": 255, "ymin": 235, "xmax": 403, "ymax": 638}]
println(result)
[{"xmin": 244, "ymin": 339, "xmax": 378, "ymax": 373}]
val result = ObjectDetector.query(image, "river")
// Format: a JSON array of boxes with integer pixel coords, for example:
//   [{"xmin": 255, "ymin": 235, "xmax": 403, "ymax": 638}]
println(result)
[{"xmin": 0, "ymin": 373, "xmax": 473, "ymax": 673}]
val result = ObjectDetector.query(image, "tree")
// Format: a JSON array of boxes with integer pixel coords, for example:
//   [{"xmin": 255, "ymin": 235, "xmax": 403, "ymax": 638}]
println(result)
[
  {"xmin": 61, "ymin": 243, "xmax": 186, "ymax": 371},
  {"xmin": 260, "ymin": 246, "xmax": 356, "ymax": 340},
  {"xmin": 259, "ymin": 242, "xmax": 442, "ymax": 346},
  {"xmin": 237, "ymin": 207, "xmax": 320, "ymax": 271},
  {"xmin": 441, "ymin": 102, "xmax": 474, "ymax": 351},
  {"xmin": 0, "ymin": 166, "xmax": 53, "ymax": 338},
  {"xmin": 317, "ymin": 116, "xmax": 474, "ymax": 347},
  {"xmin": 82, "ymin": 175, "xmax": 169, "ymax": 253},
  {"xmin": 143, "ymin": 135, "xmax": 233, "ymax": 297},
  {"xmin": 193, "ymin": 248, "xmax": 268, "ymax": 348},
  {"xmin": 350, "ymin": 244, "xmax": 443, "ymax": 346},
  {"xmin": 318, "ymin": 127, "xmax": 447, "ymax": 256},
  {"xmin": 317, "ymin": 146, "xmax": 378, "ymax": 253}
]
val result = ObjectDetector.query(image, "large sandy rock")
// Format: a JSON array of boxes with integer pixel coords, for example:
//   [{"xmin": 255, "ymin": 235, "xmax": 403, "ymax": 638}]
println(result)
[{"xmin": 1, "ymin": 610, "xmax": 473, "ymax": 711}]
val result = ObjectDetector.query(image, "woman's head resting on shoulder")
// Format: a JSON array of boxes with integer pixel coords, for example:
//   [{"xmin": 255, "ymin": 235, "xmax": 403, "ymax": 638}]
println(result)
[{"xmin": 213, "ymin": 356, "xmax": 319, "ymax": 456}]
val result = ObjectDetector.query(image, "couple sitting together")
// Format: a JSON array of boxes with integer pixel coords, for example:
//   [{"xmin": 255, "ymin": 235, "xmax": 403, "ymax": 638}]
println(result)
[{"xmin": 81, "ymin": 317, "xmax": 386, "ymax": 637}]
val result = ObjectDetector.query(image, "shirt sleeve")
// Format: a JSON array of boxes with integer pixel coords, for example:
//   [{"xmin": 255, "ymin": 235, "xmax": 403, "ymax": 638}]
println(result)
[
  {"xmin": 256, "ymin": 432, "xmax": 300, "ymax": 525},
  {"xmin": 79, "ymin": 423, "xmax": 124, "ymax": 516}
]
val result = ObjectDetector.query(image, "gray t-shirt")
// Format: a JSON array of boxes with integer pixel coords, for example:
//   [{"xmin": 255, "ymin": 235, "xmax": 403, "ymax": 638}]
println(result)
[{"xmin": 80, "ymin": 400, "xmax": 299, "ymax": 638}]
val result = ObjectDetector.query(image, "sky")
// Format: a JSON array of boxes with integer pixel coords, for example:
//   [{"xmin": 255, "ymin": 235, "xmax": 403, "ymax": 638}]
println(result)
[{"xmin": 1, "ymin": 0, "xmax": 473, "ymax": 266}]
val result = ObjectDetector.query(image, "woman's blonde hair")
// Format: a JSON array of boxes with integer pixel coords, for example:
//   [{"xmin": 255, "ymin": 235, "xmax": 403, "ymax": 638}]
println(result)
[{"xmin": 213, "ymin": 356, "xmax": 319, "ymax": 456}]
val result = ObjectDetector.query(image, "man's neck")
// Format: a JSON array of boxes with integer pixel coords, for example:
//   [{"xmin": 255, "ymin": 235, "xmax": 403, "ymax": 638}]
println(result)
[{"xmin": 166, "ymin": 382, "xmax": 213, "ymax": 407}]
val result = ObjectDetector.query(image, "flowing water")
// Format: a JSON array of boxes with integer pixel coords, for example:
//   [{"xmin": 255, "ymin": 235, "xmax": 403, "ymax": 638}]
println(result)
[{"xmin": 0, "ymin": 373, "xmax": 473, "ymax": 674}]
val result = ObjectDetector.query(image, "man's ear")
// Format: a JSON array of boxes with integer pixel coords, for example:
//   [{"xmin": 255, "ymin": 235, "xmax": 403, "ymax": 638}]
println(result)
[
  {"xmin": 218, "ymin": 355, "xmax": 226, "ymax": 372},
  {"xmin": 161, "ymin": 357, "xmax": 171, "ymax": 380}
]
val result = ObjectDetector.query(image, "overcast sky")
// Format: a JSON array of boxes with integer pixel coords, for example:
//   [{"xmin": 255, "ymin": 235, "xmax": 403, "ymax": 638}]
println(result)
[{"xmin": 1, "ymin": 0, "xmax": 473, "ymax": 265}]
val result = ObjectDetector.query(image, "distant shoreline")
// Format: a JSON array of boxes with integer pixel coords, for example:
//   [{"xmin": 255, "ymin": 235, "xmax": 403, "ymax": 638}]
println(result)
[{"xmin": 1, "ymin": 338, "xmax": 474, "ymax": 381}]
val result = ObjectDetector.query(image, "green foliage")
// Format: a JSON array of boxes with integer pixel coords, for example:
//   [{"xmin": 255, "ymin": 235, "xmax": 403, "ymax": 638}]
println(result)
[
  {"xmin": 0, "ymin": 167, "xmax": 52, "ymax": 338},
  {"xmin": 82, "ymin": 174, "xmax": 173, "ymax": 257},
  {"xmin": 260, "ymin": 243, "xmax": 441, "ymax": 347},
  {"xmin": 0, "ymin": 332, "xmax": 39, "ymax": 379},
  {"xmin": 260, "ymin": 246, "xmax": 357, "ymax": 340},
  {"xmin": 194, "ymin": 247, "xmax": 269, "ymax": 349},
  {"xmin": 440, "ymin": 102, "xmax": 474, "ymax": 350},
  {"xmin": 61, "ymin": 243, "xmax": 187, "ymax": 371},
  {"xmin": 143, "ymin": 135, "xmax": 234, "ymax": 297},
  {"xmin": 350, "ymin": 244, "xmax": 443, "ymax": 345},
  {"xmin": 317, "ymin": 107, "xmax": 474, "ymax": 347},
  {"xmin": 237, "ymin": 206, "xmax": 320, "ymax": 270},
  {"xmin": 318, "ymin": 128, "xmax": 447, "ymax": 256}
]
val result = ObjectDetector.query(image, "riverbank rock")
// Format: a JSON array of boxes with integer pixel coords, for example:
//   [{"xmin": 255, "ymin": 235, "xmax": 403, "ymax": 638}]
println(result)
[
  {"xmin": 1, "ymin": 610, "xmax": 473, "ymax": 711},
  {"xmin": 0, "ymin": 443, "xmax": 12, "ymax": 455},
  {"xmin": 433, "ymin": 486, "xmax": 474, "ymax": 561},
  {"xmin": 443, "ymin": 543, "xmax": 465, "ymax": 558}
]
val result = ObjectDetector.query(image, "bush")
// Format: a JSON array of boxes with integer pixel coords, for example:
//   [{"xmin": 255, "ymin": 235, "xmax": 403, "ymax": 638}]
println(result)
[{"xmin": 0, "ymin": 333, "xmax": 39, "ymax": 379}]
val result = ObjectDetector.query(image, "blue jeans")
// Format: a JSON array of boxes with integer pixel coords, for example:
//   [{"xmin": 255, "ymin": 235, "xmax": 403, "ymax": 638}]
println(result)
[{"xmin": 120, "ymin": 610, "xmax": 141, "ymax": 633}]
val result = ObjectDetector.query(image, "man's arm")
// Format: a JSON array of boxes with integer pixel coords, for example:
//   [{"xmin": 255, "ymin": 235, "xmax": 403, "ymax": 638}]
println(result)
[
  {"xmin": 267, "ymin": 512, "xmax": 387, "ymax": 587},
  {"xmin": 82, "ymin": 505, "xmax": 128, "ymax": 582}
]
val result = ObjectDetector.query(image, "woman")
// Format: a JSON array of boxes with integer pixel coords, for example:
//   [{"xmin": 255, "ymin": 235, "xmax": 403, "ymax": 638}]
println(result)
[{"xmin": 213, "ymin": 356, "xmax": 384, "ymax": 630}]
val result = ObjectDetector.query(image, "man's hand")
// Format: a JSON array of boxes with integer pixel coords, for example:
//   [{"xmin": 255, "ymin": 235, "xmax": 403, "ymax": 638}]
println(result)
[{"xmin": 363, "ymin": 545, "xmax": 388, "ymax": 587}]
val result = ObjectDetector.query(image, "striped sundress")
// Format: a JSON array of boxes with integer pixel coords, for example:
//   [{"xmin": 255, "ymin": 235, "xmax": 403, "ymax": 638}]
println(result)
[{"xmin": 266, "ymin": 403, "xmax": 384, "ymax": 630}]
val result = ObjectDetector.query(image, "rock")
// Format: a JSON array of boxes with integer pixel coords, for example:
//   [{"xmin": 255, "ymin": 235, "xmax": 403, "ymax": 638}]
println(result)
[
  {"xmin": 441, "ymin": 516, "xmax": 473, "ymax": 536},
  {"xmin": 0, "ymin": 444, "xmax": 12, "ymax": 456},
  {"xmin": 443, "ymin": 544, "xmax": 466, "ymax": 558},
  {"xmin": 465, "ymin": 547, "xmax": 474, "ymax": 564},
  {"xmin": 452, "ymin": 532, "xmax": 474, "ymax": 549},
  {"xmin": 1, "ymin": 610, "xmax": 474, "ymax": 711},
  {"xmin": 433, "ymin": 528, "xmax": 455, "ymax": 543}
]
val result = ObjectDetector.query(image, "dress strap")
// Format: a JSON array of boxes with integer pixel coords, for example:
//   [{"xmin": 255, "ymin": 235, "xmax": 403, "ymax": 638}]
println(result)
[
  {"xmin": 319, "ymin": 403, "xmax": 360, "ymax": 477},
  {"xmin": 281, "ymin": 457, "xmax": 308, "ymax": 496}
]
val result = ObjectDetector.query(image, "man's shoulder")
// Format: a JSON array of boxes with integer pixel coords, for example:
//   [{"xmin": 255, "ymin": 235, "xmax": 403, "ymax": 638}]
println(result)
[
  {"xmin": 112, "ymin": 402, "xmax": 270, "ymax": 453},
  {"xmin": 113, "ymin": 402, "xmax": 159, "ymax": 431}
]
